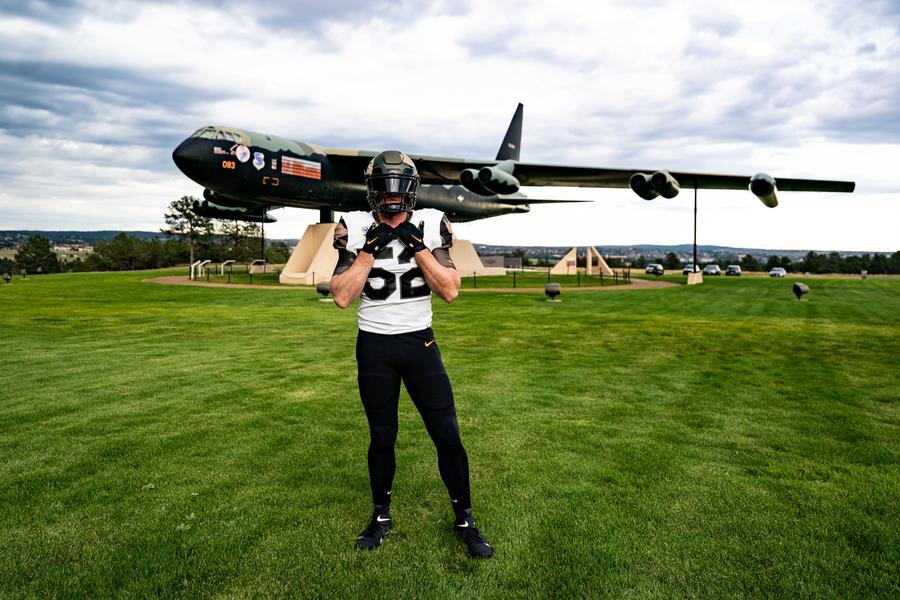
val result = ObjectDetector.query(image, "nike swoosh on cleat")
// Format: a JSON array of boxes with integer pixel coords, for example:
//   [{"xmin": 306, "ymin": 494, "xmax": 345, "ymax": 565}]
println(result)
[
  {"xmin": 376, "ymin": 516, "xmax": 391, "ymax": 522},
  {"xmin": 456, "ymin": 522, "xmax": 470, "ymax": 528},
  {"xmin": 424, "ymin": 340, "xmax": 435, "ymax": 347},
  {"xmin": 367, "ymin": 237, "xmax": 378, "ymax": 244},
  {"xmin": 411, "ymin": 235, "xmax": 423, "ymax": 243}
]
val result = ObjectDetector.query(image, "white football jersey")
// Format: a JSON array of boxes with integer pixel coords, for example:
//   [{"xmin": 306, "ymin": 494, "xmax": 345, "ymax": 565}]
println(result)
[{"xmin": 333, "ymin": 209, "xmax": 455, "ymax": 334}]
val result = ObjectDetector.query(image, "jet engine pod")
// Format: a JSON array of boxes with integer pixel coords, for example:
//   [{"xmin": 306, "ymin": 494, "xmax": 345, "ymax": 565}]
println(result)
[
  {"xmin": 203, "ymin": 188, "xmax": 250, "ymax": 208},
  {"xmin": 477, "ymin": 165, "xmax": 521, "ymax": 195},
  {"xmin": 750, "ymin": 173, "xmax": 779, "ymax": 208},
  {"xmin": 191, "ymin": 200, "xmax": 276, "ymax": 223},
  {"xmin": 459, "ymin": 168, "xmax": 495, "ymax": 196},
  {"xmin": 650, "ymin": 171, "xmax": 681, "ymax": 199},
  {"xmin": 629, "ymin": 173, "xmax": 658, "ymax": 200}
]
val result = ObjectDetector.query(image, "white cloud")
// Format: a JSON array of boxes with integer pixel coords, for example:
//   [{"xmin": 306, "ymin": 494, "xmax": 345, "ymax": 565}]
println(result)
[{"xmin": 0, "ymin": 0, "xmax": 897, "ymax": 251}]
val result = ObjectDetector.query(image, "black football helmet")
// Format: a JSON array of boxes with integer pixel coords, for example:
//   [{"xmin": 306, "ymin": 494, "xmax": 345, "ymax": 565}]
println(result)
[{"xmin": 364, "ymin": 150, "xmax": 420, "ymax": 214}]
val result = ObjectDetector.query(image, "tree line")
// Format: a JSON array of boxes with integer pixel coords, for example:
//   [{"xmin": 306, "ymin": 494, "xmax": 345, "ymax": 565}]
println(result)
[
  {"xmin": 1, "ymin": 197, "xmax": 292, "ymax": 275},
  {"xmin": 4, "ymin": 196, "xmax": 899, "ymax": 275}
]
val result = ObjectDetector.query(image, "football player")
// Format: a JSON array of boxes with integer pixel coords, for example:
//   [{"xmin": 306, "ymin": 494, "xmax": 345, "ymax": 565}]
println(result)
[{"xmin": 330, "ymin": 150, "xmax": 493, "ymax": 559}]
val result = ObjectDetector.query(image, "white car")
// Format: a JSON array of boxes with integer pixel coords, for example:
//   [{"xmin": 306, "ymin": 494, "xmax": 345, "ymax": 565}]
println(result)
[
  {"xmin": 703, "ymin": 264, "xmax": 721, "ymax": 276},
  {"xmin": 644, "ymin": 263, "xmax": 664, "ymax": 276},
  {"xmin": 682, "ymin": 263, "xmax": 700, "ymax": 274},
  {"xmin": 769, "ymin": 267, "xmax": 787, "ymax": 277}
]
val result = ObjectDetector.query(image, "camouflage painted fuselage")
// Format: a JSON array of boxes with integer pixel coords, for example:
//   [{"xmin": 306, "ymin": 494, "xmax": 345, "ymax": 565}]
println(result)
[{"xmin": 172, "ymin": 126, "xmax": 530, "ymax": 222}]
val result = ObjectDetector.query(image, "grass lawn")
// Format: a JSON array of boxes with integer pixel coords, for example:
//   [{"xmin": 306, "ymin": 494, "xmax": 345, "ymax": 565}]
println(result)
[{"xmin": 1, "ymin": 270, "xmax": 898, "ymax": 598}]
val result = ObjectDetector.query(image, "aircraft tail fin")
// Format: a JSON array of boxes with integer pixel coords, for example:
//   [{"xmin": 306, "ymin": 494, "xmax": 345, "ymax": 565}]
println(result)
[{"xmin": 495, "ymin": 103, "xmax": 523, "ymax": 161}]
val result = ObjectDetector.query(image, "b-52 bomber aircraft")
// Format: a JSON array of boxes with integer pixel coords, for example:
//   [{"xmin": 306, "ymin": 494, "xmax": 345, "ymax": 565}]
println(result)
[{"xmin": 172, "ymin": 103, "xmax": 854, "ymax": 224}]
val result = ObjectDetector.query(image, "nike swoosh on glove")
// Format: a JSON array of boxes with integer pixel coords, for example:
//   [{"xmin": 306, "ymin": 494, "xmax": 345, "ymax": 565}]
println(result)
[
  {"xmin": 361, "ymin": 223, "xmax": 396, "ymax": 255},
  {"xmin": 395, "ymin": 221, "xmax": 427, "ymax": 253}
]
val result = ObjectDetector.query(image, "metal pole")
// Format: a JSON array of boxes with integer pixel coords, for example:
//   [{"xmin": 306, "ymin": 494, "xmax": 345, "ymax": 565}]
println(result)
[
  {"xmin": 513, "ymin": 270, "xmax": 516, "ymax": 288},
  {"xmin": 473, "ymin": 271, "xmax": 476, "ymax": 289},
  {"xmin": 577, "ymin": 271, "xmax": 580, "ymax": 287},
  {"xmin": 693, "ymin": 180, "xmax": 698, "ymax": 272}
]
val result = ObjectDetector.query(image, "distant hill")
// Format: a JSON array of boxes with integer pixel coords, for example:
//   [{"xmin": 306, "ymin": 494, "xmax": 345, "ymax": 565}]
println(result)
[
  {"xmin": 0, "ymin": 231, "xmax": 890, "ymax": 259},
  {"xmin": 473, "ymin": 243, "xmax": 893, "ymax": 262},
  {"xmin": 0, "ymin": 230, "xmax": 164, "ymax": 247}
]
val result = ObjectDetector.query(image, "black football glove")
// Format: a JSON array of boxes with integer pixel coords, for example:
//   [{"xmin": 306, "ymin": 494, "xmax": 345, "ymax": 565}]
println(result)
[
  {"xmin": 395, "ymin": 221, "xmax": 427, "ymax": 253},
  {"xmin": 361, "ymin": 223, "xmax": 396, "ymax": 255}
]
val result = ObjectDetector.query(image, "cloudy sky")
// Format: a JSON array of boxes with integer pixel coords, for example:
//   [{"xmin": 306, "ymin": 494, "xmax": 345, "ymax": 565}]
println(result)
[{"xmin": 1, "ymin": 0, "xmax": 898, "ymax": 251}]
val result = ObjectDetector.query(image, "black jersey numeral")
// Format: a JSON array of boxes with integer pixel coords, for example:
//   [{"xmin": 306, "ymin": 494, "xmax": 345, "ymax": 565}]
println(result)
[
  {"xmin": 363, "ymin": 265, "xmax": 431, "ymax": 300},
  {"xmin": 363, "ymin": 267, "xmax": 397, "ymax": 300},
  {"xmin": 399, "ymin": 267, "xmax": 430, "ymax": 298},
  {"xmin": 397, "ymin": 246, "xmax": 415, "ymax": 264}
]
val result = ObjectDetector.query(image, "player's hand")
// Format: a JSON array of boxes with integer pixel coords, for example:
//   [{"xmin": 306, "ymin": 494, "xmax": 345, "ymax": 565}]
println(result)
[
  {"xmin": 361, "ymin": 223, "xmax": 395, "ymax": 255},
  {"xmin": 394, "ymin": 221, "xmax": 427, "ymax": 253}
]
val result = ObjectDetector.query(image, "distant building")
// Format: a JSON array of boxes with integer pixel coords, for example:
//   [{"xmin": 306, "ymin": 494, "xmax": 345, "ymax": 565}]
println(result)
[{"xmin": 482, "ymin": 255, "xmax": 504, "ymax": 268}]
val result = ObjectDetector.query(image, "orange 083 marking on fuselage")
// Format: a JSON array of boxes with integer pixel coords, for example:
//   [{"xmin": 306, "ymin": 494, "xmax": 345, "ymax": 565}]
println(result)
[{"xmin": 221, "ymin": 160, "xmax": 236, "ymax": 170}]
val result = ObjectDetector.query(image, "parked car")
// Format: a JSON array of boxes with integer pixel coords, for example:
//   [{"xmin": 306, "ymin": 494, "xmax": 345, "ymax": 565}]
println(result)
[
  {"xmin": 644, "ymin": 263, "xmax": 664, "ymax": 276},
  {"xmin": 769, "ymin": 267, "xmax": 787, "ymax": 277},
  {"xmin": 703, "ymin": 264, "xmax": 721, "ymax": 276},
  {"xmin": 725, "ymin": 265, "xmax": 742, "ymax": 276},
  {"xmin": 682, "ymin": 263, "xmax": 700, "ymax": 274}
]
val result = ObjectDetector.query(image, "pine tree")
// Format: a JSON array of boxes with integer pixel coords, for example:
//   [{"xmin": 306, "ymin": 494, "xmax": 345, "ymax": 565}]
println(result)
[
  {"xmin": 161, "ymin": 196, "xmax": 213, "ymax": 265},
  {"xmin": 14, "ymin": 235, "xmax": 60, "ymax": 274}
]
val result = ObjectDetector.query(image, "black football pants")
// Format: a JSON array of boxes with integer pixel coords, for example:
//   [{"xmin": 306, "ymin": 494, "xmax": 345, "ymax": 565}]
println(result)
[{"xmin": 356, "ymin": 327, "xmax": 471, "ymax": 512}]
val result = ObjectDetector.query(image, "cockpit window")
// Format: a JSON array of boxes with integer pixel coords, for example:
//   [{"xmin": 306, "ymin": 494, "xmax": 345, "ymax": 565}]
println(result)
[
  {"xmin": 191, "ymin": 127, "xmax": 247, "ymax": 144},
  {"xmin": 192, "ymin": 127, "xmax": 217, "ymax": 139}
]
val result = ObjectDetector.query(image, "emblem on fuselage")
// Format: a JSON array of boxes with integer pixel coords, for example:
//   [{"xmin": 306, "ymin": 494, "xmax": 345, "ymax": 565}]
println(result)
[{"xmin": 233, "ymin": 144, "xmax": 250, "ymax": 163}]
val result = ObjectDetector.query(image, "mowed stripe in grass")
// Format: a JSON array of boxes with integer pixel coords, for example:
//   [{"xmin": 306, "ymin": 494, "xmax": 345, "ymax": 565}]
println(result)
[{"xmin": 1, "ymin": 270, "xmax": 898, "ymax": 598}]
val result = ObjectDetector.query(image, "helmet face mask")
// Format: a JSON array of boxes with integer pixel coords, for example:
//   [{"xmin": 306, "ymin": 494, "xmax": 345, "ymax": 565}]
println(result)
[{"xmin": 365, "ymin": 151, "xmax": 420, "ymax": 214}]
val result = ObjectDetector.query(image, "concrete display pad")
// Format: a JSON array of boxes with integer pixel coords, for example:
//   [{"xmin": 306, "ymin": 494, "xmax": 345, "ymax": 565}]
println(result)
[
  {"xmin": 449, "ymin": 239, "xmax": 506, "ymax": 277},
  {"xmin": 278, "ymin": 223, "xmax": 503, "ymax": 285},
  {"xmin": 586, "ymin": 246, "xmax": 613, "ymax": 276},
  {"xmin": 279, "ymin": 223, "xmax": 338, "ymax": 285},
  {"xmin": 551, "ymin": 247, "xmax": 613, "ymax": 276},
  {"xmin": 550, "ymin": 247, "xmax": 578, "ymax": 275}
]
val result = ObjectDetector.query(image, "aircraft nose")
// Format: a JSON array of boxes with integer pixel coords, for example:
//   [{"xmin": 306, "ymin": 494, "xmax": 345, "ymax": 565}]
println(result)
[{"xmin": 172, "ymin": 137, "xmax": 206, "ymax": 175}]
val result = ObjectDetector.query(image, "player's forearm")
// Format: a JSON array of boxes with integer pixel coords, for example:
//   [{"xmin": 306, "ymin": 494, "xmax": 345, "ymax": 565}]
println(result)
[
  {"xmin": 416, "ymin": 250, "xmax": 460, "ymax": 303},
  {"xmin": 331, "ymin": 253, "xmax": 375, "ymax": 308}
]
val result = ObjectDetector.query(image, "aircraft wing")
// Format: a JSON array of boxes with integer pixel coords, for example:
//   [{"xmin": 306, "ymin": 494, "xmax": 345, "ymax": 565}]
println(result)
[
  {"xmin": 321, "ymin": 150, "xmax": 855, "ymax": 193},
  {"xmin": 506, "ymin": 163, "xmax": 856, "ymax": 193}
]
